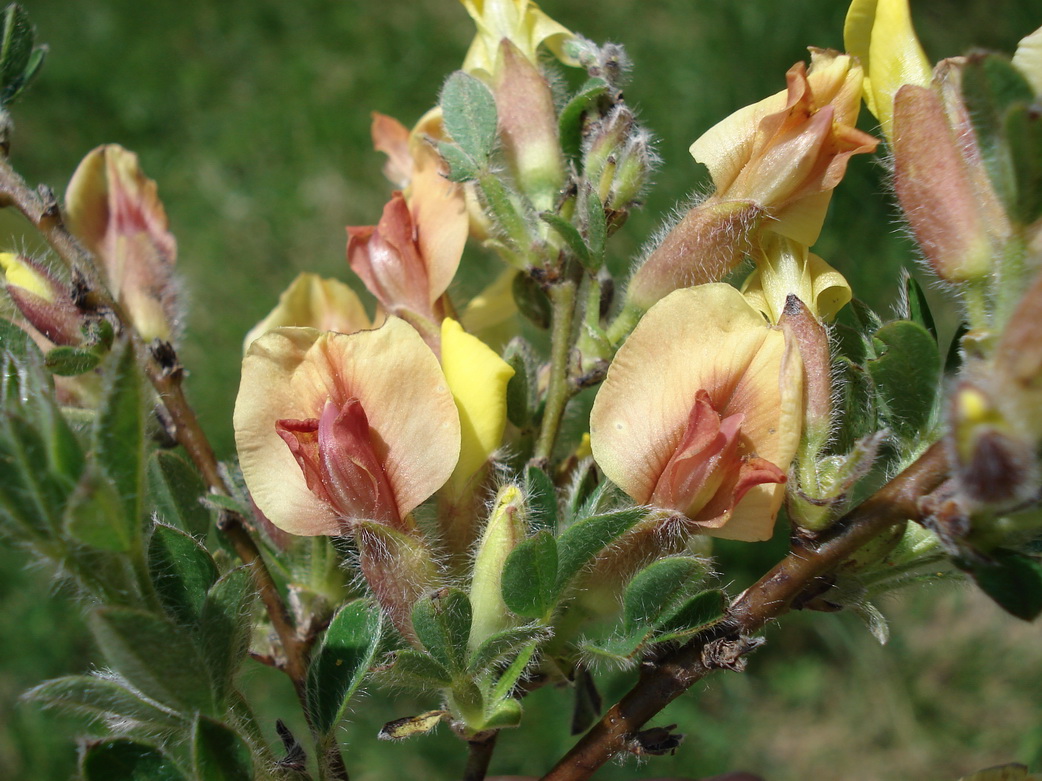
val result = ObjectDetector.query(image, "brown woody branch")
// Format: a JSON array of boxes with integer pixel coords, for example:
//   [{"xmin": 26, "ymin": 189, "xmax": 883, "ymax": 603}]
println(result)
[
  {"xmin": 0, "ymin": 156, "xmax": 312, "ymax": 689},
  {"xmin": 542, "ymin": 440, "xmax": 950, "ymax": 781}
]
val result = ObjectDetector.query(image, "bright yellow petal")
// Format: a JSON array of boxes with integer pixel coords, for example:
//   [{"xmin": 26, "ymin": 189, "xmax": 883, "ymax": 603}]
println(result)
[
  {"xmin": 0, "ymin": 252, "xmax": 54, "ymax": 301},
  {"xmin": 243, "ymin": 272, "xmax": 372, "ymax": 353},
  {"xmin": 844, "ymin": 0, "xmax": 931, "ymax": 140},
  {"xmin": 441, "ymin": 318, "xmax": 515, "ymax": 494},
  {"xmin": 1013, "ymin": 25, "xmax": 1042, "ymax": 97},
  {"xmin": 234, "ymin": 319, "xmax": 461, "ymax": 536}
]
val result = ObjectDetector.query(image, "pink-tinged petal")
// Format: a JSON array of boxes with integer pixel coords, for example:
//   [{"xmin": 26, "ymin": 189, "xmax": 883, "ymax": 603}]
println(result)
[
  {"xmin": 347, "ymin": 194, "xmax": 432, "ymax": 317},
  {"xmin": 234, "ymin": 319, "xmax": 461, "ymax": 536},
  {"xmin": 591, "ymin": 284, "xmax": 802, "ymax": 542},
  {"xmin": 66, "ymin": 145, "xmax": 178, "ymax": 342},
  {"xmin": 371, "ymin": 112, "xmax": 413, "ymax": 189},
  {"xmin": 409, "ymin": 127, "xmax": 468, "ymax": 303},
  {"xmin": 276, "ymin": 401, "xmax": 401, "ymax": 526},
  {"xmin": 652, "ymin": 391, "xmax": 744, "ymax": 515}
]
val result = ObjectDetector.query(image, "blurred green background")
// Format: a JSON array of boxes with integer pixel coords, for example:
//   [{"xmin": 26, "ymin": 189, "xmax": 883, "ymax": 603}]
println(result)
[{"xmin": 2, "ymin": 0, "xmax": 1041, "ymax": 778}]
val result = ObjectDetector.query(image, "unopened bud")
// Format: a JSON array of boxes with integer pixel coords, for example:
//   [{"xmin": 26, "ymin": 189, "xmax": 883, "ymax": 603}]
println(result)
[
  {"xmin": 468, "ymin": 484, "xmax": 527, "ymax": 651},
  {"xmin": 584, "ymin": 106, "xmax": 635, "ymax": 196},
  {"xmin": 893, "ymin": 84, "xmax": 1005, "ymax": 282},
  {"xmin": 608, "ymin": 132, "xmax": 654, "ymax": 212},
  {"xmin": 626, "ymin": 199, "xmax": 764, "ymax": 311},
  {"xmin": 780, "ymin": 295, "xmax": 832, "ymax": 442},
  {"xmin": 65, "ymin": 144, "xmax": 178, "ymax": 342},
  {"xmin": 0, "ymin": 252, "xmax": 81, "ymax": 345},
  {"xmin": 494, "ymin": 39, "xmax": 564, "ymax": 212},
  {"xmin": 950, "ymin": 382, "xmax": 1037, "ymax": 507}
]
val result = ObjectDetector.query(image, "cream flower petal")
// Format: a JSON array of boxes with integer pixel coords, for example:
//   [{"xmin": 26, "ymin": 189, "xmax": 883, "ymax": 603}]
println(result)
[
  {"xmin": 591, "ymin": 284, "xmax": 802, "ymax": 542},
  {"xmin": 1013, "ymin": 26, "xmax": 1042, "ymax": 96},
  {"xmin": 243, "ymin": 272, "xmax": 372, "ymax": 353},
  {"xmin": 234, "ymin": 319, "xmax": 461, "ymax": 536}
]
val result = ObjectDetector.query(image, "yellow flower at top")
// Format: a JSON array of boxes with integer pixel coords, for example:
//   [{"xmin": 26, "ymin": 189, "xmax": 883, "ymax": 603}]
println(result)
[
  {"xmin": 459, "ymin": 0, "xmax": 578, "ymax": 78},
  {"xmin": 844, "ymin": 0, "xmax": 932, "ymax": 141}
]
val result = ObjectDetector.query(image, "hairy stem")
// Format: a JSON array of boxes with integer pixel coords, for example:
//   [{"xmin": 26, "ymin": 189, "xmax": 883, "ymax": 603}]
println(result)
[
  {"xmin": 533, "ymin": 279, "xmax": 577, "ymax": 464},
  {"xmin": 541, "ymin": 440, "xmax": 950, "ymax": 781}
]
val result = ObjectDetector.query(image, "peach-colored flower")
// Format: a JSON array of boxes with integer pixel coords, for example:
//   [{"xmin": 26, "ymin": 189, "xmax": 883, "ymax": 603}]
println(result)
[
  {"xmin": 628, "ymin": 51, "xmax": 876, "ymax": 311},
  {"xmin": 690, "ymin": 49, "xmax": 876, "ymax": 247},
  {"xmin": 349, "ymin": 114, "xmax": 468, "ymax": 336},
  {"xmin": 233, "ymin": 318, "xmax": 461, "ymax": 536},
  {"xmin": 66, "ymin": 144, "xmax": 178, "ymax": 342},
  {"xmin": 591, "ymin": 284, "xmax": 802, "ymax": 541}
]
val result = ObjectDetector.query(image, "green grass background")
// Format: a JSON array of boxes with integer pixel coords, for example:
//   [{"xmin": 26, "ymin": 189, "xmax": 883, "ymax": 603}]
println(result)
[{"xmin": 2, "ymin": 0, "xmax": 1041, "ymax": 778}]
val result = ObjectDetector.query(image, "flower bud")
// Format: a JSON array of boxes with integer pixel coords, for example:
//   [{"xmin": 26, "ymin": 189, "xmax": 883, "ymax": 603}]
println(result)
[
  {"xmin": 779, "ymin": 294, "xmax": 832, "ymax": 442},
  {"xmin": 950, "ymin": 382, "xmax": 1037, "ymax": 507},
  {"xmin": 0, "ymin": 252, "xmax": 82, "ymax": 345},
  {"xmin": 626, "ymin": 200, "xmax": 764, "ymax": 311},
  {"xmin": 65, "ymin": 144, "xmax": 178, "ymax": 342},
  {"xmin": 892, "ymin": 84, "xmax": 1003, "ymax": 282},
  {"xmin": 468, "ymin": 484, "xmax": 527, "ymax": 651},
  {"xmin": 493, "ymin": 39, "xmax": 565, "ymax": 212}
]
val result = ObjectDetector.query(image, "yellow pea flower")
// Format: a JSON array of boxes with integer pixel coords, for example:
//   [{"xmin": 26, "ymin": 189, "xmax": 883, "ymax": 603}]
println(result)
[
  {"xmin": 458, "ymin": 0, "xmax": 577, "ymax": 79},
  {"xmin": 233, "ymin": 318, "xmax": 461, "ymax": 537},
  {"xmin": 741, "ymin": 232, "xmax": 851, "ymax": 324},
  {"xmin": 591, "ymin": 284, "xmax": 802, "ymax": 542}
]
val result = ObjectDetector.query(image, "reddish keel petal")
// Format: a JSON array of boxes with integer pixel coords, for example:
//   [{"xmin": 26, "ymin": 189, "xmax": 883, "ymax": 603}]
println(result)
[
  {"xmin": 652, "ymin": 390, "xmax": 744, "ymax": 517},
  {"xmin": 319, "ymin": 399, "xmax": 401, "ymax": 526},
  {"xmin": 276, "ymin": 399, "xmax": 401, "ymax": 528},
  {"xmin": 346, "ymin": 194, "xmax": 432, "ymax": 318},
  {"xmin": 652, "ymin": 390, "xmax": 788, "ymax": 528}
]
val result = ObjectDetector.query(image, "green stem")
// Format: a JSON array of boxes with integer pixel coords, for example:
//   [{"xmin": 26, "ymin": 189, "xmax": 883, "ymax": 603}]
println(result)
[
  {"xmin": 992, "ymin": 233, "xmax": 1027, "ymax": 335},
  {"xmin": 534, "ymin": 280, "xmax": 577, "ymax": 464},
  {"xmin": 605, "ymin": 301, "xmax": 642, "ymax": 346}
]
